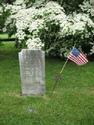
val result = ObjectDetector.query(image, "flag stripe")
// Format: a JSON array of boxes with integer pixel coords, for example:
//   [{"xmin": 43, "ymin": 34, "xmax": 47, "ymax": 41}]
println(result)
[
  {"xmin": 76, "ymin": 55, "xmax": 85, "ymax": 64},
  {"xmin": 68, "ymin": 50, "xmax": 88, "ymax": 65},
  {"xmin": 69, "ymin": 54, "xmax": 87, "ymax": 65},
  {"xmin": 77, "ymin": 55, "xmax": 87, "ymax": 64},
  {"xmin": 79, "ymin": 54, "xmax": 88, "ymax": 64},
  {"xmin": 80, "ymin": 54, "xmax": 88, "ymax": 63},
  {"xmin": 67, "ymin": 47, "xmax": 88, "ymax": 65},
  {"xmin": 71, "ymin": 55, "xmax": 83, "ymax": 65},
  {"xmin": 68, "ymin": 53, "xmax": 82, "ymax": 65}
]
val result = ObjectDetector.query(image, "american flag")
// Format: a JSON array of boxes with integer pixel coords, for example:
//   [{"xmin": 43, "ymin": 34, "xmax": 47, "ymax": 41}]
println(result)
[{"xmin": 67, "ymin": 47, "xmax": 88, "ymax": 65}]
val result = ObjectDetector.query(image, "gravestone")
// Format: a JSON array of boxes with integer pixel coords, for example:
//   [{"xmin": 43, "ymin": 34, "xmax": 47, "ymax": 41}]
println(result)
[
  {"xmin": 19, "ymin": 49, "xmax": 45, "ymax": 96},
  {"xmin": 90, "ymin": 0, "xmax": 94, "ymax": 16}
]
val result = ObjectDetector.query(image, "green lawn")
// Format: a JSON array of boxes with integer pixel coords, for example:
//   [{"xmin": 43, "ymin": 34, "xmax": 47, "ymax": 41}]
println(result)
[
  {"xmin": 0, "ymin": 34, "xmax": 15, "ymax": 39},
  {"xmin": 0, "ymin": 42, "xmax": 94, "ymax": 125}
]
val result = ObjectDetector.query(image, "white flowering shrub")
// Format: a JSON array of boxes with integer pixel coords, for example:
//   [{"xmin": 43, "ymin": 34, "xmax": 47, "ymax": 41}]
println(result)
[
  {"xmin": 0, "ymin": 5, "xmax": 3, "ymax": 31},
  {"xmin": 79, "ymin": 0, "xmax": 94, "ymax": 54},
  {"xmin": 3, "ymin": 0, "xmax": 94, "ymax": 56},
  {"xmin": 79, "ymin": 0, "xmax": 91, "ymax": 15},
  {"xmin": 0, "ymin": 5, "xmax": 3, "ymax": 15}
]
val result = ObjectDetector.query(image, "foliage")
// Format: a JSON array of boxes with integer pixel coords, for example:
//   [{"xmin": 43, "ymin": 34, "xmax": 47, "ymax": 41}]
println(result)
[
  {"xmin": 3, "ymin": 0, "xmax": 94, "ymax": 56},
  {"xmin": 79, "ymin": 0, "xmax": 91, "ymax": 14},
  {"xmin": 0, "ymin": 0, "xmax": 94, "ymax": 56},
  {"xmin": 52, "ymin": 0, "xmax": 84, "ymax": 14},
  {"xmin": 0, "ymin": 0, "xmax": 90, "ymax": 32},
  {"xmin": 0, "ymin": 0, "xmax": 16, "ymax": 32}
]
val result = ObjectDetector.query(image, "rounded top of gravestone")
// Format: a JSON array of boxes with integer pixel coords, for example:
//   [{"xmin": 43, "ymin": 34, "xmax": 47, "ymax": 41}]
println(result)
[{"xmin": 19, "ymin": 49, "xmax": 45, "ymax": 54}]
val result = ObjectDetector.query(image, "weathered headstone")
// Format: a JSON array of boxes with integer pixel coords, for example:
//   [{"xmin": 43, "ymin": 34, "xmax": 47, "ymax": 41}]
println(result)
[
  {"xmin": 19, "ymin": 49, "xmax": 45, "ymax": 96},
  {"xmin": 90, "ymin": 0, "xmax": 94, "ymax": 16}
]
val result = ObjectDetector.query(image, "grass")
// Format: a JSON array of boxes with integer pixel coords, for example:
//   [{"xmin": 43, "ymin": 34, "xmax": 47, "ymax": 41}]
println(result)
[
  {"xmin": 0, "ymin": 42, "xmax": 94, "ymax": 125},
  {"xmin": 0, "ymin": 34, "xmax": 15, "ymax": 39}
]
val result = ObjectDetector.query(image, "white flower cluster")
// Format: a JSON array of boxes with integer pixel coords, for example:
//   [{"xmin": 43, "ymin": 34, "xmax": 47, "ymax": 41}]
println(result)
[
  {"xmin": 3, "ymin": 0, "xmax": 27, "ymax": 32},
  {"xmin": 79, "ymin": 0, "xmax": 91, "ymax": 14},
  {"xmin": 26, "ymin": 38, "xmax": 44, "ymax": 50},
  {"xmin": 59, "ymin": 12, "xmax": 94, "ymax": 37},
  {"xmin": 4, "ymin": 0, "xmax": 94, "ymax": 50},
  {"xmin": 14, "ymin": 0, "xmax": 26, "ymax": 5},
  {"xmin": 91, "ymin": 44, "xmax": 94, "ymax": 54},
  {"xmin": 4, "ymin": 4, "xmax": 25, "ymax": 15},
  {"xmin": 70, "ymin": 13, "xmax": 94, "ymax": 33},
  {"xmin": 4, "ymin": 1, "xmax": 67, "ymax": 50},
  {"xmin": 0, "ymin": 6, "xmax": 3, "ymax": 15},
  {"xmin": 28, "ymin": 19, "xmax": 44, "ymax": 33}
]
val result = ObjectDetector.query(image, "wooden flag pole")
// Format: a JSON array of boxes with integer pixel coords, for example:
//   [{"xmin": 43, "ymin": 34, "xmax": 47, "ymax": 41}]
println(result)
[
  {"xmin": 50, "ymin": 58, "xmax": 69, "ymax": 97},
  {"xmin": 60, "ymin": 58, "xmax": 69, "ymax": 74},
  {"xmin": 59, "ymin": 44, "xmax": 77, "ymax": 74},
  {"xmin": 60, "ymin": 43, "xmax": 76, "ymax": 74},
  {"xmin": 50, "ymin": 44, "xmax": 76, "ymax": 97}
]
